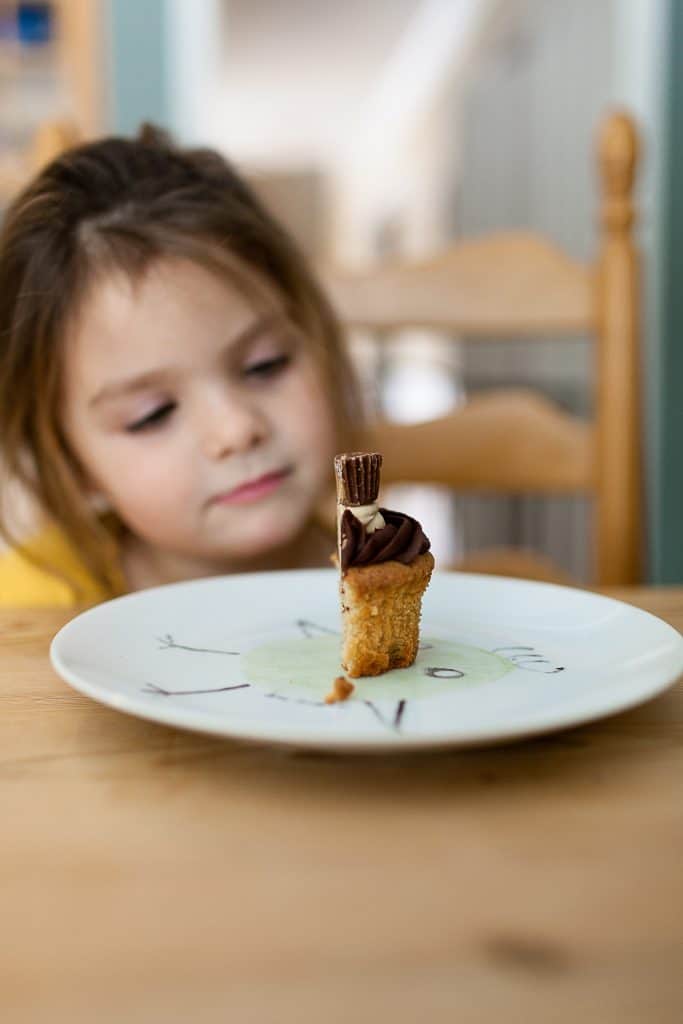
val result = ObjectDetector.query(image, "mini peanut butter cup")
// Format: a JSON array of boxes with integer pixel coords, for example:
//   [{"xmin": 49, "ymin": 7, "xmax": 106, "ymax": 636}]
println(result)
[{"xmin": 334, "ymin": 452, "xmax": 382, "ymax": 506}]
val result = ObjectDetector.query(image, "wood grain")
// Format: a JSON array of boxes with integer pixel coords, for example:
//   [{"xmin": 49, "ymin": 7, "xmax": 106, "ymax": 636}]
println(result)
[
  {"xmin": 28, "ymin": 119, "xmax": 80, "ymax": 176},
  {"xmin": 595, "ymin": 111, "xmax": 642, "ymax": 585},
  {"xmin": 1, "ymin": 589, "xmax": 682, "ymax": 1023},
  {"xmin": 54, "ymin": 0, "xmax": 105, "ymax": 138},
  {"xmin": 361, "ymin": 389, "xmax": 593, "ymax": 493},
  {"xmin": 322, "ymin": 231, "xmax": 594, "ymax": 335}
]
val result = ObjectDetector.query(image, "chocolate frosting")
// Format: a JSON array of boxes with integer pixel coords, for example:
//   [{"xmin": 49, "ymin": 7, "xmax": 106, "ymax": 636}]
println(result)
[{"xmin": 340, "ymin": 507, "xmax": 430, "ymax": 572}]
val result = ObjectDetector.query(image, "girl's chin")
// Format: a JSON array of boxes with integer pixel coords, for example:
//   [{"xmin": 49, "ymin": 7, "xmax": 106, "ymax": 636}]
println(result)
[{"xmin": 213, "ymin": 515, "xmax": 307, "ymax": 560}]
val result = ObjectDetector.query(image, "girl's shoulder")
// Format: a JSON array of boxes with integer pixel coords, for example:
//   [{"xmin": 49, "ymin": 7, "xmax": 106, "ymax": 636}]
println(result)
[{"xmin": 0, "ymin": 521, "xmax": 123, "ymax": 608}]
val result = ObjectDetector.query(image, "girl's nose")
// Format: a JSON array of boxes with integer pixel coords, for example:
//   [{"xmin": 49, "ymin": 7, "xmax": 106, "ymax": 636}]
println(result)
[{"xmin": 200, "ymin": 390, "xmax": 268, "ymax": 460}]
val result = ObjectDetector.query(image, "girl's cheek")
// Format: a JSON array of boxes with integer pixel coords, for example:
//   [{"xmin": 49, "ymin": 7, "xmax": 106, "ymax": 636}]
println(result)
[
  {"xmin": 110, "ymin": 469, "xmax": 195, "ymax": 527},
  {"xmin": 284, "ymin": 363, "xmax": 335, "ymax": 440},
  {"xmin": 100, "ymin": 438, "xmax": 191, "ymax": 505}
]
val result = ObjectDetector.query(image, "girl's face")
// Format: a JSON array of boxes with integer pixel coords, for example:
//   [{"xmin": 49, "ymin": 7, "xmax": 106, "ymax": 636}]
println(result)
[{"xmin": 61, "ymin": 258, "xmax": 337, "ymax": 568}]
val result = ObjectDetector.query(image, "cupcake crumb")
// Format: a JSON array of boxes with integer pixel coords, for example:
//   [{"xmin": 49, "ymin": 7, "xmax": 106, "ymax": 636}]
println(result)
[{"xmin": 325, "ymin": 676, "xmax": 355, "ymax": 704}]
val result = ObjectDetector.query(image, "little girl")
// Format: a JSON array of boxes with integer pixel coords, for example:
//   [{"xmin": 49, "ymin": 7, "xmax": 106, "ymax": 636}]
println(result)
[{"xmin": 0, "ymin": 125, "xmax": 361, "ymax": 607}]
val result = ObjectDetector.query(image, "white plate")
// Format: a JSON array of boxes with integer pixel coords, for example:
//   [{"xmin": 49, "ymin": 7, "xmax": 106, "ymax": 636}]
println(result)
[{"xmin": 50, "ymin": 570, "xmax": 683, "ymax": 753}]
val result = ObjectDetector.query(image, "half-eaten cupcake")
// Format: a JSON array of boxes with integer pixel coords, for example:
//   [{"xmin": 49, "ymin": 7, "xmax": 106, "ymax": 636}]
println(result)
[{"xmin": 334, "ymin": 452, "xmax": 434, "ymax": 678}]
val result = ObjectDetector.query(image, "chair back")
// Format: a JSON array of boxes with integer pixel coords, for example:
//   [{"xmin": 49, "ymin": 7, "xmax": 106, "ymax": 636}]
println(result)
[{"xmin": 323, "ymin": 112, "xmax": 641, "ymax": 586}]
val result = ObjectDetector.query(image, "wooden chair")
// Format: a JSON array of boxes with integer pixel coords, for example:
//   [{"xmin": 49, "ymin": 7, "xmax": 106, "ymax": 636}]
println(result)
[
  {"xmin": 0, "ymin": 119, "xmax": 79, "ymax": 205},
  {"xmin": 322, "ymin": 111, "xmax": 641, "ymax": 587},
  {"xmin": 29, "ymin": 119, "xmax": 80, "ymax": 175}
]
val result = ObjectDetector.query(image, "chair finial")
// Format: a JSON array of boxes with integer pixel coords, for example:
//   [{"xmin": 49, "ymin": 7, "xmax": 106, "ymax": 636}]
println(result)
[{"xmin": 598, "ymin": 110, "xmax": 639, "ymax": 233}]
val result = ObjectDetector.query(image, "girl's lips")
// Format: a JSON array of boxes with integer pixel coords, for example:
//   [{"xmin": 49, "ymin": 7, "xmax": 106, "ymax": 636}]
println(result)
[{"xmin": 211, "ymin": 468, "xmax": 292, "ymax": 506}]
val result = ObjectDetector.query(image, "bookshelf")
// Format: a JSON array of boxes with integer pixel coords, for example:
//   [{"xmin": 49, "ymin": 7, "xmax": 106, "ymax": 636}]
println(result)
[{"xmin": 0, "ymin": 0, "xmax": 104, "ymax": 204}]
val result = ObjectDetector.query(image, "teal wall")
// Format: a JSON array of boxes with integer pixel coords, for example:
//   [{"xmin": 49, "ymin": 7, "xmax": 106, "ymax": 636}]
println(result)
[
  {"xmin": 653, "ymin": 0, "xmax": 683, "ymax": 581},
  {"xmin": 106, "ymin": 0, "xmax": 170, "ymax": 135}
]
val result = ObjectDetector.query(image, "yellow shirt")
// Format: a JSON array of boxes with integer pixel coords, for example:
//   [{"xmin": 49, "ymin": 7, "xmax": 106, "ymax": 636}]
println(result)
[{"xmin": 0, "ymin": 520, "xmax": 127, "ymax": 608}]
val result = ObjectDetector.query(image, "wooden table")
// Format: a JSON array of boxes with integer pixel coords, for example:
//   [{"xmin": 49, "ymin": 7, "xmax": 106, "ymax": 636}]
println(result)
[{"xmin": 2, "ymin": 587, "xmax": 682, "ymax": 1024}]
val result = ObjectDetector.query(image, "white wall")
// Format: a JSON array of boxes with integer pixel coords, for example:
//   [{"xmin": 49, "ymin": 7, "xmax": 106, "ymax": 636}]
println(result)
[
  {"xmin": 166, "ymin": 0, "xmax": 224, "ymax": 145},
  {"xmin": 167, "ymin": 0, "xmax": 418, "ymax": 165},
  {"xmin": 164, "ymin": 0, "xmax": 503, "ymax": 264}
]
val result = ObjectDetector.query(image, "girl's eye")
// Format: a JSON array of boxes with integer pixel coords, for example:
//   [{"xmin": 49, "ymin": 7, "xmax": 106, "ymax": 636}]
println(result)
[
  {"xmin": 243, "ymin": 353, "xmax": 291, "ymax": 379},
  {"xmin": 126, "ymin": 402, "xmax": 176, "ymax": 433}
]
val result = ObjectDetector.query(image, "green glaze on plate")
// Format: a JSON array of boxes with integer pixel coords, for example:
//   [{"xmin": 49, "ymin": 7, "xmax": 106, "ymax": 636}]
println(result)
[{"xmin": 243, "ymin": 635, "xmax": 513, "ymax": 702}]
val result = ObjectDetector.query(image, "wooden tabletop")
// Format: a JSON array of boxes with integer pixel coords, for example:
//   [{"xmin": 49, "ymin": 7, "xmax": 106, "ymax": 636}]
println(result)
[{"xmin": 2, "ymin": 586, "xmax": 683, "ymax": 1024}]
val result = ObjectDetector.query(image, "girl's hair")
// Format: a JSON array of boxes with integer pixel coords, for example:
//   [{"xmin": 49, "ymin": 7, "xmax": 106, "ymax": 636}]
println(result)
[{"xmin": 0, "ymin": 124, "xmax": 360, "ymax": 599}]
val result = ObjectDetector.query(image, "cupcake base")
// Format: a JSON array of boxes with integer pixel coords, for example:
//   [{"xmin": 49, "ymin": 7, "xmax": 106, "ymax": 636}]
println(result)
[{"xmin": 339, "ymin": 551, "xmax": 435, "ymax": 677}]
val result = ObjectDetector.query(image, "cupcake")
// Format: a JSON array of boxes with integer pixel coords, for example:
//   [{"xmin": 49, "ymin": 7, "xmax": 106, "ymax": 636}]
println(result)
[{"xmin": 334, "ymin": 452, "xmax": 434, "ymax": 678}]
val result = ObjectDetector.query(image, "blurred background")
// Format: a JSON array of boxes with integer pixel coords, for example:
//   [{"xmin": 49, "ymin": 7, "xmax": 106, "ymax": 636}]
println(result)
[{"xmin": 0, "ymin": 0, "xmax": 680, "ymax": 584}]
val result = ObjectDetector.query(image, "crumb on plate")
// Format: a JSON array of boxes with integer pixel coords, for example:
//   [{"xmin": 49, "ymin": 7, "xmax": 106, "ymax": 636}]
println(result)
[{"xmin": 325, "ymin": 676, "xmax": 355, "ymax": 704}]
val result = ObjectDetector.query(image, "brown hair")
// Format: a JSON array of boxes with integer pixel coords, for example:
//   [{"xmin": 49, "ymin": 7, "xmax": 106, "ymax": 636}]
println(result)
[{"xmin": 0, "ymin": 124, "xmax": 360, "ymax": 600}]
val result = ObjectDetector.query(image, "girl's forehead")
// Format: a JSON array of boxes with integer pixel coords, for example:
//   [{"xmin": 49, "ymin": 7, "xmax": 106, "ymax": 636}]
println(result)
[
  {"xmin": 72, "ymin": 258, "xmax": 284, "ymax": 347},
  {"xmin": 99, "ymin": 257, "xmax": 283, "ymax": 317},
  {"xmin": 62, "ymin": 257, "xmax": 290, "ymax": 392}
]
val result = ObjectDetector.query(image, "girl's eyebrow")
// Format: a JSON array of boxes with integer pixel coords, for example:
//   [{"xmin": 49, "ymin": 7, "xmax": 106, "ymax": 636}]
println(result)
[{"xmin": 88, "ymin": 313, "xmax": 279, "ymax": 407}]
